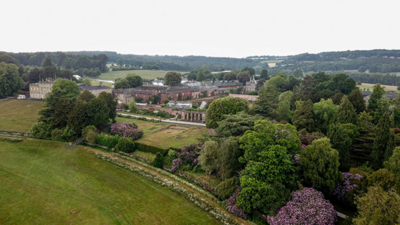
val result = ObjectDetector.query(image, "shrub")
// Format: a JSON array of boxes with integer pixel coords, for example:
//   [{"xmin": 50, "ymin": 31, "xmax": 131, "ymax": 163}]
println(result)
[
  {"xmin": 50, "ymin": 126, "xmax": 76, "ymax": 142},
  {"xmin": 110, "ymin": 122, "xmax": 142, "ymax": 140},
  {"xmin": 51, "ymin": 129, "xmax": 63, "ymax": 141},
  {"xmin": 226, "ymin": 188, "xmax": 248, "ymax": 219},
  {"xmin": 122, "ymin": 103, "xmax": 129, "ymax": 110},
  {"xmin": 366, "ymin": 169, "xmax": 396, "ymax": 191},
  {"xmin": 170, "ymin": 159, "xmax": 182, "ymax": 172},
  {"xmin": 115, "ymin": 137, "xmax": 135, "ymax": 153},
  {"xmin": 267, "ymin": 188, "xmax": 337, "ymax": 225},
  {"xmin": 82, "ymin": 125, "xmax": 97, "ymax": 140},
  {"xmin": 29, "ymin": 122, "xmax": 51, "ymax": 139},
  {"xmin": 331, "ymin": 172, "xmax": 363, "ymax": 204},
  {"xmin": 128, "ymin": 100, "xmax": 137, "ymax": 112},
  {"xmin": 86, "ymin": 130, "xmax": 98, "ymax": 144},
  {"xmin": 97, "ymin": 133, "xmax": 120, "ymax": 149},
  {"xmin": 177, "ymin": 143, "xmax": 202, "ymax": 165},
  {"xmin": 216, "ymin": 177, "xmax": 239, "ymax": 200},
  {"xmin": 152, "ymin": 152, "xmax": 164, "ymax": 169},
  {"xmin": 246, "ymin": 90, "xmax": 258, "ymax": 95}
]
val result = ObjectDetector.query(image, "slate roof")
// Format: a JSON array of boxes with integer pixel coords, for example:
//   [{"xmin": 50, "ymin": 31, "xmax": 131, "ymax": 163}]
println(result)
[
  {"xmin": 80, "ymin": 85, "xmax": 111, "ymax": 91},
  {"xmin": 203, "ymin": 80, "xmax": 242, "ymax": 87}
]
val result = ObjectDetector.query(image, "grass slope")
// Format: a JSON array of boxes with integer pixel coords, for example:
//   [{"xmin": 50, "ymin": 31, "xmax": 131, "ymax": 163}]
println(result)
[
  {"xmin": 0, "ymin": 138, "xmax": 219, "ymax": 225},
  {"xmin": 99, "ymin": 70, "xmax": 187, "ymax": 81},
  {"xmin": 0, "ymin": 100, "xmax": 44, "ymax": 132},
  {"xmin": 117, "ymin": 117, "xmax": 207, "ymax": 149}
]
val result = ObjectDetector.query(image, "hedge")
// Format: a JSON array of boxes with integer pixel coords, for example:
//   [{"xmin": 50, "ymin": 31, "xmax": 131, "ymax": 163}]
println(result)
[{"xmin": 134, "ymin": 142, "xmax": 181, "ymax": 155}]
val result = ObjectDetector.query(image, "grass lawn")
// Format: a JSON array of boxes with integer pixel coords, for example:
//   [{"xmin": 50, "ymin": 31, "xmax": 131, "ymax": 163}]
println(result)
[
  {"xmin": 117, "ymin": 117, "xmax": 207, "ymax": 149},
  {"xmin": 89, "ymin": 79, "xmax": 113, "ymax": 87},
  {"xmin": 99, "ymin": 70, "xmax": 188, "ymax": 81},
  {"xmin": 357, "ymin": 83, "xmax": 398, "ymax": 92},
  {"xmin": 0, "ymin": 138, "xmax": 219, "ymax": 225},
  {"xmin": 0, "ymin": 100, "xmax": 44, "ymax": 132}
]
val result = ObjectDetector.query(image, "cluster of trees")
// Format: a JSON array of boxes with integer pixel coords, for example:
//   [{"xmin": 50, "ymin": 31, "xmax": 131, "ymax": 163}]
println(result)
[
  {"xmin": 0, "ymin": 62, "xmax": 24, "ymax": 98},
  {"xmin": 114, "ymin": 74, "xmax": 143, "ymax": 89},
  {"xmin": 30, "ymin": 79, "xmax": 117, "ymax": 141},
  {"xmin": 187, "ymin": 66, "xmax": 261, "ymax": 83}
]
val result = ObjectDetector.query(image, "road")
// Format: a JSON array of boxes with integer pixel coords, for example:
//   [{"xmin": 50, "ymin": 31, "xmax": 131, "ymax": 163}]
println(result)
[{"xmin": 118, "ymin": 113, "xmax": 206, "ymax": 127}]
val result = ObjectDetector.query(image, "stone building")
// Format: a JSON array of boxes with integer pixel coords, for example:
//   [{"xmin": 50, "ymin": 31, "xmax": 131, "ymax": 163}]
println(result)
[{"xmin": 29, "ymin": 78, "xmax": 55, "ymax": 99}]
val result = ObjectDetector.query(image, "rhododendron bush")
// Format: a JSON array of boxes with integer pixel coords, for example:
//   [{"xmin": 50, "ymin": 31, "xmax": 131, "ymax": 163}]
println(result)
[
  {"xmin": 226, "ymin": 189, "xmax": 248, "ymax": 219},
  {"xmin": 111, "ymin": 122, "xmax": 143, "ymax": 140},
  {"xmin": 332, "ymin": 172, "xmax": 362, "ymax": 204},
  {"xmin": 267, "ymin": 188, "xmax": 337, "ymax": 225}
]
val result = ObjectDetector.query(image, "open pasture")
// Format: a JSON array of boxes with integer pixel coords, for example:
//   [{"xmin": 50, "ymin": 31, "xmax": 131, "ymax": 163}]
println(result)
[
  {"xmin": 357, "ymin": 82, "xmax": 398, "ymax": 92},
  {"xmin": 0, "ymin": 138, "xmax": 219, "ymax": 224},
  {"xmin": 0, "ymin": 100, "xmax": 44, "ymax": 132}
]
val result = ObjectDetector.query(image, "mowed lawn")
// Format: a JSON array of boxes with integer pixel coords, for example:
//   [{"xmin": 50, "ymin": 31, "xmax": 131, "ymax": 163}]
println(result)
[
  {"xmin": 117, "ymin": 117, "xmax": 207, "ymax": 149},
  {"xmin": 99, "ymin": 70, "xmax": 188, "ymax": 81},
  {"xmin": 0, "ymin": 100, "xmax": 44, "ymax": 132},
  {"xmin": 0, "ymin": 138, "xmax": 219, "ymax": 225}
]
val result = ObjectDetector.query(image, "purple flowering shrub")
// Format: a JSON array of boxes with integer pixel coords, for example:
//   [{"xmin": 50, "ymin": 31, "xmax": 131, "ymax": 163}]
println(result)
[
  {"xmin": 226, "ymin": 189, "xmax": 248, "ymax": 219},
  {"xmin": 332, "ymin": 172, "xmax": 363, "ymax": 203},
  {"xmin": 111, "ymin": 123, "xmax": 143, "ymax": 141},
  {"xmin": 170, "ymin": 159, "xmax": 182, "ymax": 172},
  {"xmin": 267, "ymin": 188, "xmax": 336, "ymax": 225},
  {"xmin": 177, "ymin": 143, "xmax": 202, "ymax": 165}
]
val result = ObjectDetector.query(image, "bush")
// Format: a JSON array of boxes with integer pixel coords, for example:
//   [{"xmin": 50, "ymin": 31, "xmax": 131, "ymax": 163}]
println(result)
[
  {"xmin": 51, "ymin": 129, "xmax": 63, "ymax": 141},
  {"xmin": 366, "ymin": 169, "xmax": 396, "ymax": 191},
  {"xmin": 29, "ymin": 122, "xmax": 51, "ymax": 139},
  {"xmin": 128, "ymin": 100, "xmax": 137, "ymax": 112},
  {"xmin": 122, "ymin": 103, "xmax": 129, "ymax": 110},
  {"xmin": 267, "ymin": 188, "xmax": 337, "ymax": 225},
  {"xmin": 170, "ymin": 159, "xmax": 182, "ymax": 172},
  {"xmin": 226, "ymin": 188, "xmax": 248, "ymax": 219},
  {"xmin": 152, "ymin": 153, "xmax": 164, "ymax": 169},
  {"xmin": 246, "ymin": 90, "xmax": 258, "ymax": 95},
  {"xmin": 115, "ymin": 137, "xmax": 135, "ymax": 153},
  {"xmin": 110, "ymin": 122, "xmax": 142, "ymax": 140},
  {"xmin": 97, "ymin": 133, "xmax": 120, "ymax": 149},
  {"xmin": 82, "ymin": 125, "xmax": 97, "ymax": 140},
  {"xmin": 177, "ymin": 143, "xmax": 202, "ymax": 165},
  {"xmin": 216, "ymin": 177, "xmax": 239, "ymax": 200},
  {"xmin": 50, "ymin": 126, "xmax": 76, "ymax": 142},
  {"xmin": 86, "ymin": 130, "xmax": 98, "ymax": 144},
  {"xmin": 331, "ymin": 172, "xmax": 363, "ymax": 205}
]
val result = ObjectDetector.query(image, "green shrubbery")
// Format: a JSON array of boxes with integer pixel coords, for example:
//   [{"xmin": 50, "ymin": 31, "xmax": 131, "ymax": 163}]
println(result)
[
  {"xmin": 216, "ymin": 177, "xmax": 239, "ymax": 200},
  {"xmin": 115, "ymin": 137, "xmax": 135, "ymax": 153},
  {"xmin": 152, "ymin": 153, "xmax": 164, "ymax": 169},
  {"xmin": 97, "ymin": 133, "xmax": 120, "ymax": 149}
]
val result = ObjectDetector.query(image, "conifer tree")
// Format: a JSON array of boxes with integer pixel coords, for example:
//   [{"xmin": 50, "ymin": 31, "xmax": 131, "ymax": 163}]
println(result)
[
  {"xmin": 368, "ymin": 83, "xmax": 386, "ymax": 111},
  {"xmin": 348, "ymin": 89, "xmax": 366, "ymax": 113},
  {"xmin": 328, "ymin": 124, "xmax": 351, "ymax": 171},
  {"xmin": 253, "ymin": 83, "xmax": 279, "ymax": 118},
  {"xmin": 292, "ymin": 99, "xmax": 314, "ymax": 132},
  {"xmin": 52, "ymin": 98, "xmax": 73, "ymax": 128},
  {"xmin": 371, "ymin": 112, "xmax": 395, "ymax": 169},
  {"xmin": 67, "ymin": 99, "xmax": 88, "ymax": 135},
  {"xmin": 299, "ymin": 75, "xmax": 314, "ymax": 98},
  {"xmin": 331, "ymin": 96, "xmax": 358, "ymax": 125}
]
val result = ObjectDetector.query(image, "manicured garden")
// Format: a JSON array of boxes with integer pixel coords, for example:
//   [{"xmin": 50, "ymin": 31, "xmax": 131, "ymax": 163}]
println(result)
[{"xmin": 0, "ymin": 138, "xmax": 219, "ymax": 224}]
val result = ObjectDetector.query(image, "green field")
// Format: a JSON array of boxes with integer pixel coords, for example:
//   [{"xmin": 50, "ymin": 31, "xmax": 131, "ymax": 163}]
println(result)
[
  {"xmin": 99, "ymin": 70, "xmax": 188, "ymax": 81},
  {"xmin": 117, "ymin": 117, "xmax": 207, "ymax": 149},
  {"xmin": 0, "ymin": 100, "xmax": 44, "ymax": 132},
  {"xmin": 357, "ymin": 83, "xmax": 398, "ymax": 92},
  {"xmin": 0, "ymin": 138, "xmax": 219, "ymax": 224},
  {"xmin": 89, "ymin": 79, "xmax": 113, "ymax": 87}
]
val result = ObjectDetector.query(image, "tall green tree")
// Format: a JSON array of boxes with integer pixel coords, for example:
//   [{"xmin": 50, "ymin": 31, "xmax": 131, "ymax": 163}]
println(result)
[
  {"xmin": 371, "ymin": 112, "xmax": 395, "ymax": 169},
  {"xmin": 87, "ymin": 98, "xmax": 110, "ymax": 127},
  {"xmin": 373, "ymin": 98, "xmax": 391, "ymax": 125},
  {"xmin": 300, "ymin": 137, "xmax": 343, "ymax": 195},
  {"xmin": 260, "ymin": 69, "xmax": 269, "ymax": 80},
  {"xmin": 237, "ymin": 71, "xmax": 251, "ymax": 85},
  {"xmin": 215, "ymin": 111, "xmax": 263, "ymax": 137},
  {"xmin": 79, "ymin": 90, "xmax": 96, "ymax": 102},
  {"xmin": 292, "ymin": 100, "xmax": 314, "ymax": 132},
  {"xmin": 164, "ymin": 71, "xmax": 182, "ymax": 85},
  {"xmin": 293, "ymin": 69, "xmax": 304, "ymax": 78},
  {"xmin": 125, "ymin": 74, "xmax": 143, "ymax": 87},
  {"xmin": 368, "ymin": 83, "xmax": 386, "ymax": 111},
  {"xmin": 299, "ymin": 75, "xmax": 314, "ymax": 98},
  {"xmin": 82, "ymin": 77, "xmax": 92, "ymax": 86},
  {"xmin": 384, "ymin": 147, "xmax": 400, "ymax": 191},
  {"xmin": 114, "ymin": 78, "xmax": 130, "ymax": 89},
  {"xmin": 348, "ymin": 89, "xmax": 366, "ymax": 113},
  {"xmin": 223, "ymin": 72, "xmax": 237, "ymax": 81},
  {"xmin": 52, "ymin": 98, "xmax": 73, "ymax": 129},
  {"xmin": 0, "ymin": 62, "xmax": 24, "ymax": 98},
  {"xmin": 206, "ymin": 97, "xmax": 248, "ymax": 129},
  {"xmin": 98, "ymin": 92, "xmax": 117, "ymax": 122},
  {"xmin": 331, "ymin": 96, "xmax": 358, "ymax": 125},
  {"xmin": 241, "ymin": 67, "xmax": 255, "ymax": 76},
  {"xmin": 252, "ymin": 82, "xmax": 279, "ymax": 118},
  {"xmin": 313, "ymin": 98, "xmax": 338, "ymax": 133},
  {"xmin": 328, "ymin": 124, "xmax": 352, "ymax": 171},
  {"xmin": 277, "ymin": 91, "xmax": 293, "ymax": 122},
  {"xmin": 28, "ymin": 67, "xmax": 43, "ymax": 83},
  {"xmin": 67, "ymin": 99, "xmax": 88, "ymax": 135}
]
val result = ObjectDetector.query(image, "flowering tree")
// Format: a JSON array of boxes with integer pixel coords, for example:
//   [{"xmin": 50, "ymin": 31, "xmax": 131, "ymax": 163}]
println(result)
[
  {"xmin": 110, "ymin": 122, "xmax": 143, "ymax": 140},
  {"xmin": 267, "ymin": 188, "xmax": 337, "ymax": 225},
  {"xmin": 177, "ymin": 143, "xmax": 202, "ymax": 165},
  {"xmin": 332, "ymin": 172, "xmax": 363, "ymax": 204},
  {"xmin": 170, "ymin": 159, "xmax": 182, "ymax": 173}
]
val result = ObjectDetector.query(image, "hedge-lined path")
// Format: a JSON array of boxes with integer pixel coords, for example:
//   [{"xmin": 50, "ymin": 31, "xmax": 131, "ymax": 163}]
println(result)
[{"xmin": 83, "ymin": 147, "xmax": 249, "ymax": 225}]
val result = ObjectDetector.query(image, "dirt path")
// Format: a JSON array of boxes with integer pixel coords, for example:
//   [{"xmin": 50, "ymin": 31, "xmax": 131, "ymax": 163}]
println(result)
[{"xmin": 83, "ymin": 147, "xmax": 249, "ymax": 225}]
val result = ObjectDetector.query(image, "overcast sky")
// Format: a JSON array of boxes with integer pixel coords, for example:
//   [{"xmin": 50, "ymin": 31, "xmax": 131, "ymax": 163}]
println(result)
[{"xmin": 1, "ymin": 0, "xmax": 399, "ymax": 58}]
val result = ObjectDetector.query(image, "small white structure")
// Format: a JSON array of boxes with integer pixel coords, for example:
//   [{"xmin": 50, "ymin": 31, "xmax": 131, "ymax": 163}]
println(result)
[
  {"xmin": 167, "ymin": 102, "xmax": 192, "ymax": 109},
  {"xmin": 73, "ymin": 75, "xmax": 81, "ymax": 80},
  {"xmin": 199, "ymin": 101, "xmax": 207, "ymax": 109},
  {"xmin": 17, "ymin": 95, "xmax": 26, "ymax": 100}
]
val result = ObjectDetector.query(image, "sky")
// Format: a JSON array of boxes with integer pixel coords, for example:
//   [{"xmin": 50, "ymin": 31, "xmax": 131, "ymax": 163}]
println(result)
[{"xmin": 1, "ymin": 0, "xmax": 399, "ymax": 58}]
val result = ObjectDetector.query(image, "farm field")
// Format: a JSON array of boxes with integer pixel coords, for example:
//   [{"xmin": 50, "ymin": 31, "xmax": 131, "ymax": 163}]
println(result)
[
  {"xmin": 357, "ymin": 83, "xmax": 398, "ymax": 92},
  {"xmin": 0, "ymin": 100, "xmax": 44, "ymax": 132},
  {"xmin": 116, "ymin": 117, "xmax": 207, "ymax": 149},
  {"xmin": 99, "ymin": 70, "xmax": 188, "ymax": 81},
  {"xmin": 0, "ymin": 138, "xmax": 219, "ymax": 225}
]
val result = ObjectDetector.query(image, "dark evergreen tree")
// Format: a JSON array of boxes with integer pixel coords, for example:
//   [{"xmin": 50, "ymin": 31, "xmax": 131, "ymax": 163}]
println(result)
[
  {"xmin": 252, "ymin": 83, "xmax": 279, "ymax": 118},
  {"xmin": 292, "ymin": 99, "xmax": 314, "ymax": 132},
  {"xmin": 164, "ymin": 71, "xmax": 182, "ymax": 85},
  {"xmin": 328, "ymin": 124, "xmax": 351, "ymax": 171},
  {"xmin": 331, "ymin": 96, "xmax": 358, "ymax": 125},
  {"xmin": 87, "ymin": 98, "xmax": 110, "ymax": 127},
  {"xmin": 332, "ymin": 93, "xmax": 345, "ymax": 105},
  {"xmin": 52, "ymin": 98, "xmax": 73, "ymax": 128},
  {"xmin": 371, "ymin": 112, "xmax": 395, "ymax": 169},
  {"xmin": 260, "ymin": 69, "xmax": 269, "ymax": 80},
  {"xmin": 67, "ymin": 99, "xmax": 88, "ymax": 135},
  {"xmin": 348, "ymin": 89, "xmax": 366, "ymax": 113},
  {"xmin": 98, "ymin": 92, "xmax": 118, "ymax": 122},
  {"xmin": 368, "ymin": 83, "xmax": 386, "ymax": 111},
  {"xmin": 299, "ymin": 75, "xmax": 314, "ymax": 98},
  {"xmin": 79, "ymin": 90, "xmax": 96, "ymax": 102},
  {"xmin": 152, "ymin": 153, "xmax": 164, "ymax": 169}
]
